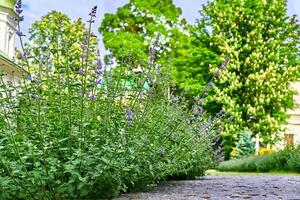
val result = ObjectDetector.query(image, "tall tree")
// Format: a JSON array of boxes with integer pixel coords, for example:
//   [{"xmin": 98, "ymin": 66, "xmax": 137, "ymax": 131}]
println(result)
[
  {"xmin": 20, "ymin": 11, "xmax": 98, "ymax": 74},
  {"xmin": 99, "ymin": 0, "xmax": 219, "ymax": 97},
  {"xmin": 198, "ymin": 0, "xmax": 300, "ymax": 151}
]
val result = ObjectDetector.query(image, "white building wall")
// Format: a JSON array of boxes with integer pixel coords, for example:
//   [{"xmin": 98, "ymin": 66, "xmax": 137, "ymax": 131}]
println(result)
[
  {"xmin": 283, "ymin": 82, "xmax": 300, "ymax": 147},
  {"xmin": 0, "ymin": 7, "xmax": 17, "ymax": 58}
]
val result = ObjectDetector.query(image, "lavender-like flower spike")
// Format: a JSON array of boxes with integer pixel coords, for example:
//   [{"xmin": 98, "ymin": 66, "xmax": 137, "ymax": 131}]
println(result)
[
  {"xmin": 16, "ymin": 31, "xmax": 25, "ymax": 37},
  {"xmin": 27, "ymin": 74, "xmax": 32, "ymax": 81},
  {"xmin": 126, "ymin": 108, "xmax": 134, "ymax": 122},
  {"xmin": 219, "ymin": 58, "xmax": 230, "ymax": 70},
  {"xmin": 80, "ymin": 54, "xmax": 86, "ymax": 59},
  {"xmin": 19, "ymin": 16, "xmax": 24, "ymax": 21},
  {"xmin": 208, "ymin": 81, "xmax": 214, "ymax": 87},
  {"xmin": 149, "ymin": 47, "xmax": 156, "ymax": 64},
  {"xmin": 83, "ymin": 36, "xmax": 88, "ymax": 45},
  {"xmin": 198, "ymin": 98, "xmax": 205, "ymax": 106},
  {"xmin": 97, "ymin": 58, "xmax": 102, "ymax": 69},
  {"xmin": 78, "ymin": 69, "xmax": 85, "ymax": 76},
  {"xmin": 95, "ymin": 68, "xmax": 103, "ymax": 75},
  {"xmin": 94, "ymin": 78, "xmax": 102, "ymax": 85},
  {"xmin": 15, "ymin": 0, "xmax": 23, "ymax": 15},
  {"xmin": 215, "ymin": 71, "xmax": 221, "ymax": 78},
  {"xmin": 89, "ymin": 6, "xmax": 97, "ymax": 18},
  {"xmin": 156, "ymin": 64, "xmax": 161, "ymax": 75},
  {"xmin": 89, "ymin": 95, "xmax": 97, "ymax": 101}
]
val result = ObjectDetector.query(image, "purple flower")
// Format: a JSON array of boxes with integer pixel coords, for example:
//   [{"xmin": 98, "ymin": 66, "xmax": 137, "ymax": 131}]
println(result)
[
  {"xmin": 95, "ymin": 68, "xmax": 103, "ymax": 75},
  {"xmin": 126, "ymin": 108, "xmax": 134, "ymax": 122},
  {"xmin": 156, "ymin": 64, "xmax": 161, "ymax": 75},
  {"xmin": 208, "ymin": 81, "xmax": 214, "ymax": 87},
  {"xmin": 80, "ymin": 44, "xmax": 85, "ymax": 50},
  {"xmin": 219, "ymin": 65, "xmax": 225, "ymax": 70},
  {"xmin": 89, "ymin": 6, "xmax": 97, "ymax": 18},
  {"xmin": 83, "ymin": 36, "xmax": 88, "ymax": 45},
  {"xmin": 97, "ymin": 59, "xmax": 102, "ymax": 69},
  {"xmin": 89, "ymin": 95, "xmax": 97, "ymax": 101},
  {"xmin": 24, "ymin": 51, "xmax": 30, "ymax": 56},
  {"xmin": 198, "ymin": 107, "xmax": 204, "ymax": 114},
  {"xmin": 87, "ymin": 19, "xmax": 95, "ymax": 23},
  {"xmin": 15, "ymin": 0, "xmax": 23, "ymax": 14},
  {"xmin": 215, "ymin": 71, "xmax": 221, "ymax": 78},
  {"xmin": 80, "ymin": 54, "xmax": 86, "ymax": 59},
  {"xmin": 27, "ymin": 74, "xmax": 32, "ymax": 81},
  {"xmin": 158, "ymin": 148, "xmax": 165, "ymax": 156},
  {"xmin": 149, "ymin": 47, "xmax": 156, "ymax": 64},
  {"xmin": 16, "ymin": 31, "xmax": 24, "ymax": 37},
  {"xmin": 19, "ymin": 51, "xmax": 30, "ymax": 60},
  {"xmin": 198, "ymin": 98, "xmax": 204, "ymax": 106},
  {"xmin": 219, "ymin": 58, "xmax": 230, "ymax": 70},
  {"xmin": 78, "ymin": 69, "xmax": 85, "ymax": 76},
  {"xmin": 149, "ymin": 86, "xmax": 154, "ymax": 97},
  {"xmin": 94, "ymin": 78, "xmax": 102, "ymax": 85}
]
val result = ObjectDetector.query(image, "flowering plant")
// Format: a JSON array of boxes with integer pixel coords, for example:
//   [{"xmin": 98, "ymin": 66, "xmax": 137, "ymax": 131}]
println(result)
[{"xmin": 0, "ymin": 1, "xmax": 228, "ymax": 199}]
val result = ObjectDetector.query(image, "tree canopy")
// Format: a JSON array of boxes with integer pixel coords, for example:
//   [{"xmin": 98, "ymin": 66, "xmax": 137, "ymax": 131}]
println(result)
[
  {"xmin": 198, "ymin": 0, "xmax": 300, "ymax": 150},
  {"xmin": 20, "ymin": 11, "xmax": 98, "ymax": 74}
]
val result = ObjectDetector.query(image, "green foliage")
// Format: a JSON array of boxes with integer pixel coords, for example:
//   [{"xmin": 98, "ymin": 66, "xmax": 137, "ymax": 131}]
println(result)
[
  {"xmin": 231, "ymin": 129, "xmax": 255, "ymax": 158},
  {"xmin": 218, "ymin": 146, "xmax": 300, "ymax": 173},
  {"xmin": 24, "ymin": 11, "xmax": 98, "ymax": 73},
  {"xmin": 0, "ymin": 9, "xmax": 218, "ymax": 199},
  {"xmin": 198, "ymin": 0, "xmax": 300, "ymax": 148},
  {"xmin": 100, "ymin": 0, "xmax": 219, "ymax": 98},
  {"xmin": 99, "ymin": 0, "xmax": 185, "ymax": 63},
  {"xmin": 287, "ymin": 146, "xmax": 300, "ymax": 172}
]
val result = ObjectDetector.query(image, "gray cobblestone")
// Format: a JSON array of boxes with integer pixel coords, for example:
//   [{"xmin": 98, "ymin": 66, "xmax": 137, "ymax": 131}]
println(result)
[{"xmin": 115, "ymin": 175, "xmax": 300, "ymax": 200}]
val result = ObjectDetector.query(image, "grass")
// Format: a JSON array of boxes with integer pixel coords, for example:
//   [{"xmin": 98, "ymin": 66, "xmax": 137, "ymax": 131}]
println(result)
[
  {"xmin": 216, "ymin": 146, "xmax": 300, "ymax": 173},
  {"xmin": 205, "ymin": 169, "xmax": 300, "ymax": 176}
]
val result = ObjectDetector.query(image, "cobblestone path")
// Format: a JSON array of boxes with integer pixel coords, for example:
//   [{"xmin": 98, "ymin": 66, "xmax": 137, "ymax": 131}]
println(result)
[{"xmin": 115, "ymin": 175, "xmax": 300, "ymax": 200}]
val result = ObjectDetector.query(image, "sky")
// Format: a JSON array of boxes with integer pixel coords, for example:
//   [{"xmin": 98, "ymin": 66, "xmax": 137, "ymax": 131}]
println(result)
[{"xmin": 20, "ymin": 0, "xmax": 300, "ymax": 51}]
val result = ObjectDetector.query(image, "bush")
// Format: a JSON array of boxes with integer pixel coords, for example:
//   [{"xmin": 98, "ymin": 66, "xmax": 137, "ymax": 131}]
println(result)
[
  {"xmin": 231, "ymin": 129, "xmax": 255, "ymax": 159},
  {"xmin": 0, "ymin": 4, "xmax": 225, "ymax": 199},
  {"xmin": 255, "ymin": 153, "xmax": 278, "ymax": 172},
  {"xmin": 217, "ymin": 146, "xmax": 300, "ymax": 173},
  {"xmin": 217, "ymin": 156, "xmax": 257, "ymax": 172},
  {"xmin": 287, "ymin": 146, "xmax": 300, "ymax": 172}
]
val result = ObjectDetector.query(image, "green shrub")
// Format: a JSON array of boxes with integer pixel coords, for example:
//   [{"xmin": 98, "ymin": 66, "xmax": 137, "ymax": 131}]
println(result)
[
  {"xmin": 0, "ymin": 3, "xmax": 225, "ymax": 199},
  {"xmin": 255, "ymin": 153, "xmax": 277, "ymax": 172},
  {"xmin": 287, "ymin": 147, "xmax": 300, "ymax": 172},
  {"xmin": 218, "ymin": 147, "xmax": 300, "ymax": 173},
  {"xmin": 217, "ymin": 156, "xmax": 257, "ymax": 172},
  {"xmin": 231, "ymin": 130, "xmax": 255, "ymax": 159}
]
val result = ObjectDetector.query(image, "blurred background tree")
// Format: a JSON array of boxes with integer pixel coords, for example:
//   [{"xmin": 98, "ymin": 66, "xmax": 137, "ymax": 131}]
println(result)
[
  {"xmin": 21, "ymin": 11, "xmax": 98, "ymax": 73},
  {"xmin": 99, "ymin": 0, "xmax": 219, "ymax": 99},
  {"xmin": 197, "ymin": 0, "xmax": 300, "ymax": 157}
]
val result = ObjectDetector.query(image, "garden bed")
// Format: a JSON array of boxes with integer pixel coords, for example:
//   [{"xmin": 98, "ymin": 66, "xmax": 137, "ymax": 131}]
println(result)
[{"xmin": 217, "ymin": 146, "xmax": 300, "ymax": 173}]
